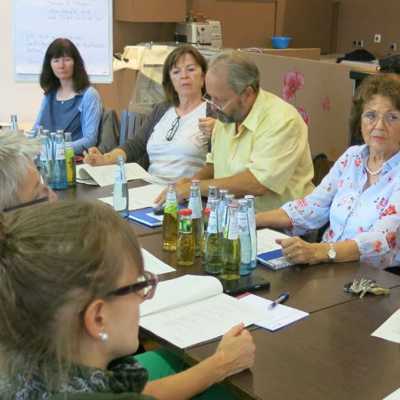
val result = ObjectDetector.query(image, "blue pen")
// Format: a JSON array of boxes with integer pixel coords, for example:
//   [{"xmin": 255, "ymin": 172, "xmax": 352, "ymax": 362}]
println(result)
[{"xmin": 269, "ymin": 292, "xmax": 289, "ymax": 308}]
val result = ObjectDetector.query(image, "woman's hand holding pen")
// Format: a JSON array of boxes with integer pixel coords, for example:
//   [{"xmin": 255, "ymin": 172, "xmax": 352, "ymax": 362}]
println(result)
[{"xmin": 213, "ymin": 323, "xmax": 256, "ymax": 381}]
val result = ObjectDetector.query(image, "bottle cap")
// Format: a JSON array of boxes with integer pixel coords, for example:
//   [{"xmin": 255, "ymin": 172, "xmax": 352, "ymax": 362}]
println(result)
[
  {"xmin": 203, "ymin": 207, "xmax": 211, "ymax": 216},
  {"xmin": 179, "ymin": 208, "xmax": 192, "ymax": 216}
]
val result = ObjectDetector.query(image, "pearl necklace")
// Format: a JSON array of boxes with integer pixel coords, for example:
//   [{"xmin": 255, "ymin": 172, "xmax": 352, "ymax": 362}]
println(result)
[{"xmin": 365, "ymin": 163, "xmax": 384, "ymax": 176}]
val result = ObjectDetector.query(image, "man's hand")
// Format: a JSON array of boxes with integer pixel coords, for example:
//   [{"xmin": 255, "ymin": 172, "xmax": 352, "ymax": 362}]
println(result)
[{"xmin": 154, "ymin": 178, "xmax": 192, "ymax": 205}]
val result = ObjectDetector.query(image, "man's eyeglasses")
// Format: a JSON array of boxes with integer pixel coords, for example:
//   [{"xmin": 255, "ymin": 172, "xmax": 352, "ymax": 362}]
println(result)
[
  {"xmin": 165, "ymin": 116, "xmax": 181, "ymax": 141},
  {"xmin": 362, "ymin": 111, "xmax": 400, "ymax": 126},
  {"xmin": 3, "ymin": 196, "xmax": 49, "ymax": 213},
  {"xmin": 106, "ymin": 270, "xmax": 158, "ymax": 300},
  {"xmin": 202, "ymin": 95, "xmax": 233, "ymax": 113}
]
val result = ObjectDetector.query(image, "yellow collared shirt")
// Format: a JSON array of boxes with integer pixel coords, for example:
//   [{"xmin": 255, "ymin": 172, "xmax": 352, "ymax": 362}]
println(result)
[{"xmin": 207, "ymin": 89, "xmax": 314, "ymax": 212}]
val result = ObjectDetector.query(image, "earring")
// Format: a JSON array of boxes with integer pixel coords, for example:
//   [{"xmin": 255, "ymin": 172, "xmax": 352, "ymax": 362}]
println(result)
[{"xmin": 98, "ymin": 332, "xmax": 109, "ymax": 342}]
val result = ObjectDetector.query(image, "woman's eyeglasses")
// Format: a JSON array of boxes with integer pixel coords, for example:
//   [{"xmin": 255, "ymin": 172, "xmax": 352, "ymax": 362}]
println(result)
[
  {"xmin": 3, "ymin": 196, "xmax": 49, "ymax": 213},
  {"xmin": 165, "ymin": 116, "xmax": 181, "ymax": 141},
  {"xmin": 362, "ymin": 111, "xmax": 400, "ymax": 126},
  {"xmin": 106, "ymin": 270, "xmax": 158, "ymax": 300}
]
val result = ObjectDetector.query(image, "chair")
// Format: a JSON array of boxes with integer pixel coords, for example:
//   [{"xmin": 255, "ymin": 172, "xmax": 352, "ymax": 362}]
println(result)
[
  {"xmin": 97, "ymin": 109, "xmax": 120, "ymax": 153},
  {"xmin": 119, "ymin": 109, "xmax": 149, "ymax": 146},
  {"xmin": 312, "ymin": 153, "xmax": 334, "ymax": 186}
]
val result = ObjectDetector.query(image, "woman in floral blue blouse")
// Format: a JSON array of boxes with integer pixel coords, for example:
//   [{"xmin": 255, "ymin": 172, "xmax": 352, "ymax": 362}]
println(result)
[{"xmin": 256, "ymin": 74, "xmax": 400, "ymax": 267}]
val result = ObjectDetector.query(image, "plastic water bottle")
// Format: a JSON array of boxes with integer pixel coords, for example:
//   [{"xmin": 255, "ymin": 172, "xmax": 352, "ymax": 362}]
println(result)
[
  {"xmin": 10, "ymin": 114, "xmax": 18, "ymax": 133},
  {"xmin": 51, "ymin": 132, "xmax": 68, "ymax": 190},
  {"xmin": 188, "ymin": 180, "xmax": 203, "ymax": 257},
  {"xmin": 113, "ymin": 156, "xmax": 129, "ymax": 218},
  {"xmin": 64, "ymin": 132, "xmax": 76, "ymax": 187},
  {"xmin": 162, "ymin": 184, "xmax": 178, "ymax": 251},
  {"xmin": 38, "ymin": 130, "xmax": 51, "ymax": 184},
  {"xmin": 245, "ymin": 195, "xmax": 257, "ymax": 269},
  {"xmin": 221, "ymin": 202, "xmax": 240, "ymax": 281},
  {"xmin": 204, "ymin": 199, "xmax": 223, "ymax": 275},
  {"xmin": 238, "ymin": 199, "xmax": 252, "ymax": 276}
]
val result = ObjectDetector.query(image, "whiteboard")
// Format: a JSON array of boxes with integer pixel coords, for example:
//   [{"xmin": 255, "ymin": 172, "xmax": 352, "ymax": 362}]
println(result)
[{"xmin": 13, "ymin": 0, "xmax": 113, "ymax": 83}]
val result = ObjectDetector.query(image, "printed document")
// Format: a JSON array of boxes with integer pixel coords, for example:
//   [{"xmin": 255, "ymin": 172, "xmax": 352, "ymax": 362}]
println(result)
[
  {"xmin": 139, "ymin": 275, "xmax": 265, "ymax": 348},
  {"xmin": 371, "ymin": 309, "xmax": 400, "ymax": 344},
  {"xmin": 99, "ymin": 184, "xmax": 165, "ymax": 210},
  {"xmin": 76, "ymin": 163, "xmax": 160, "ymax": 187},
  {"xmin": 142, "ymin": 249, "xmax": 175, "ymax": 275}
]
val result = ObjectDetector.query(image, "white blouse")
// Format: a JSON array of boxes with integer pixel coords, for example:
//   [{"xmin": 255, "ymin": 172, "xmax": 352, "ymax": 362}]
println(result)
[{"xmin": 147, "ymin": 102, "xmax": 208, "ymax": 183}]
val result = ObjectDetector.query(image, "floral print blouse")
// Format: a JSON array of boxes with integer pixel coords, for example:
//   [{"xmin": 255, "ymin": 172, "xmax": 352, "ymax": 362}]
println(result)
[{"xmin": 282, "ymin": 145, "xmax": 400, "ymax": 267}]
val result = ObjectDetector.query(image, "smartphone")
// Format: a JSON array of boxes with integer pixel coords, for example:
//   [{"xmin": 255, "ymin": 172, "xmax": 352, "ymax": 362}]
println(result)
[{"xmin": 220, "ymin": 275, "xmax": 270, "ymax": 296}]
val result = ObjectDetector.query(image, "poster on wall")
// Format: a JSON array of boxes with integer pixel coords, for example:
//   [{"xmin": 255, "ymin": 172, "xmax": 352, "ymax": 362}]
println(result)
[{"xmin": 13, "ymin": 0, "xmax": 113, "ymax": 83}]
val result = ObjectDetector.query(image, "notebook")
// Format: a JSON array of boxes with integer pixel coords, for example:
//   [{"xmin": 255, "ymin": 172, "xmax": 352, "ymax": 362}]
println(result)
[
  {"xmin": 256, "ymin": 228, "xmax": 293, "ymax": 270},
  {"xmin": 129, "ymin": 207, "xmax": 163, "ymax": 227},
  {"xmin": 139, "ymin": 275, "xmax": 266, "ymax": 348},
  {"xmin": 76, "ymin": 162, "xmax": 160, "ymax": 187}
]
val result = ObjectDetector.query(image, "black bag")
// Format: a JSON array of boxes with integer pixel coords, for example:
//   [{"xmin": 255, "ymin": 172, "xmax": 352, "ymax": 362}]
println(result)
[
  {"xmin": 337, "ymin": 49, "xmax": 375, "ymax": 63},
  {"xmin": 379, "ymin": 55, "xmax": 400, "ymax": 73}
]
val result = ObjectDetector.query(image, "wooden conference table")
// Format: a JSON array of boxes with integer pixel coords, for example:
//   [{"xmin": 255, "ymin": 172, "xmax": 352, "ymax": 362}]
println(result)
[{"xmin": 64, "ymin": 180, "xmax": 400, "ymax": 400}]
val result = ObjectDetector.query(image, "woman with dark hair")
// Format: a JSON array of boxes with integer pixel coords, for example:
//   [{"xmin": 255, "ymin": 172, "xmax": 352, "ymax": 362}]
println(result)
[
  {"xmin": 84, "ymin": 45, "xmax": 215, "ymax": 183},
  {"xmin": 256, "ymin": 74, "xmax": 400, "ymax": 268},
  {"xmin": 0, "ymin": 200, "xmax": 255, "ymax": 399},
  {"xmin": 34, "ymin": 38, "xmax": 103, "ymax": 155}
]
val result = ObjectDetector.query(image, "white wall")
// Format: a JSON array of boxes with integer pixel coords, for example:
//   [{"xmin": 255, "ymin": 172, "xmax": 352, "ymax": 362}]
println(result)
[{"xmin": 0, "ymin": 0, "xmax": 42, "ymax": 126}]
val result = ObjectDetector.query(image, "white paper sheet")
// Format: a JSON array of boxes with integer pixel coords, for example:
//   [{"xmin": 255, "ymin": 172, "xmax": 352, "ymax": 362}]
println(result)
[
  {"xmin": 142, "ymin": 249, "xmax": 175, "ymax": 275},
  {"xmin": 140, "ymin": 275, "xmax": 223, "ymax": 317},
  {"xmin": 140, "ymin": 293, "xmax": 265, "ymax": 348},
  {"xmin": 257, "ymin": 228, "xmax": 290, "ymax": 254},
  {"xmin": 76, "ymin": 163, "xmax": 160, "ymax": 187},
  {"xmin": 238, "ymin": 294, "xmax": 308, "ymax": 331},
  {"xmin": 371, "ymin": 309, "xmax": 400, "ymax": 344},
  {"xmin": 99, "ymin": 184, "xmax": 165, "ymax": 210},
  {"xmin": 384, "ymin": 388, "xmax": 400, "ymax": 400}
]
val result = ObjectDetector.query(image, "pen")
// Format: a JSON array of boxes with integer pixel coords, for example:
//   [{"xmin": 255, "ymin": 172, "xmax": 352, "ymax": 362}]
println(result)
[{"xmin": 269, "ymin": 292, "xmax": 289, "ymax": 308}]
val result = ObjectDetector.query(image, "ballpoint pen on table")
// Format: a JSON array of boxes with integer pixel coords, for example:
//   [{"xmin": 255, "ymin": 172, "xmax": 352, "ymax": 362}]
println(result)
[{"xmin": 269, "ymin": 292, "xmax": 289, "ymax": 308}]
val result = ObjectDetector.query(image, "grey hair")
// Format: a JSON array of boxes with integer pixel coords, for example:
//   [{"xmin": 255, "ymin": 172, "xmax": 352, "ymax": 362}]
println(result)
[
  {"xmin": 208, "ymin": 50, "xmax": 260, "ymax": 95},
  {"xmin": 0, "ymin": 129, "xmax": 41, "ymax": 211}
]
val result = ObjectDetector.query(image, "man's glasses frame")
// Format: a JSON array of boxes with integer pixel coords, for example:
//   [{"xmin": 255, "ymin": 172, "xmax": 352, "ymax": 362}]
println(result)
[{"xmin": 106, "ymin": 270, "xmax": 158, "ymax": 300}]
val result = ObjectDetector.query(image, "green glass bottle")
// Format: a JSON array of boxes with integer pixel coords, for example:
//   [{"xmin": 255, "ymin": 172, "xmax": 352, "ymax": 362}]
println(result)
[
  {"xmin": 176, "ymin": 208, "xmax": 195, "ymax": 267},
  {"xmin": 162, "ymin": 184, "xmax": 178, "ymax": 251},
  {"xmin": 204, "ymin": 199, "xmax": 223, "ymax": 275},
  {"xmin": 221, "ymin": 202, "xmax": 241, "ymax": 280}
]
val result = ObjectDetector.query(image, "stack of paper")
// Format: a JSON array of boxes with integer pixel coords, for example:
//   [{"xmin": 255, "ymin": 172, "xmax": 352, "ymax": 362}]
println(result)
[
  {"xmin": 99, "ymin": 184, "xmax": 165, "ymax": 211},
  {"xmin": 142, "ymin": 249, "xmax": 175, "ymax": 275},
  {"xmin": 76, "ymin": 163, "xmax": 161, "ymax": 187},
  {"xmin": 371, "ymin": 309, "xmax": 400, "ymax": 344}
]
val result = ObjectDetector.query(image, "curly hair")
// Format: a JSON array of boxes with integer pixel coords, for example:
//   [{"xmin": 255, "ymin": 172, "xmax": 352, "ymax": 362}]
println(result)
[
  {"xmin": 350, "ymin": 73, "xmax": 400, "ymax": 142},
  {"xmin": 162, "ymin": 45, "xmax": 207, "ymax": 106},
  {"xmin": 39, "ymin": 38, "xmax": 90, "ymax": 94}
]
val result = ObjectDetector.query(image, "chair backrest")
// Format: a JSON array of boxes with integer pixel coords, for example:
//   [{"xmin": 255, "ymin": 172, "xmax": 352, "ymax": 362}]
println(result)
[
  {"xmin": 97, "ymin": 109, "xmax": 120, "ymax": 153},
  {"xmin": 312, "ymin": 153, "xmax": 334, "ymax": 186},
  {"xmin": 119, "ymin": 110, "xmax": 149, "ymax": 146}
]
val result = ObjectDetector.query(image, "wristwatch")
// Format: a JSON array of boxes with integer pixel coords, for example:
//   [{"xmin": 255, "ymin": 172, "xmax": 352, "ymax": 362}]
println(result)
[{"xmin": 327, "ymin": 243, "xmax": 337, "ymax": 261}]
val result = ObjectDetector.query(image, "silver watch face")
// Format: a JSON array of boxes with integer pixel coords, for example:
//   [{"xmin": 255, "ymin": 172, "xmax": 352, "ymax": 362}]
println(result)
[{"xmin": 328, "ymin": 245, "xmax": 336, "ymax": 260}]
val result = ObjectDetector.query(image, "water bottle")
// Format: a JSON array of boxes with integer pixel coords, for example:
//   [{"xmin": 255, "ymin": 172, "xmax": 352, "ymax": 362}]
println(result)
[
  {"xmin": 238, "ymin": 199, "xmax": 252, "ymax": 276},
  {"xmin": 38, "ymin": 130, "xmax": 51, "ymax": 185},
  {"xmin": 188, "ymin": 180, "xmax": 203, "ymax": 257},
  {"xmin": 113, "ymin": 156, "xmax": 129, "ymax": 218},
  {"xmin": 162, "ymin": 184, "xmax": 178, "ymax": 251},
  {"xmin": 205, "ymin": 185, "xmax": 218, "ymax": 209},
  {"xmin": 10, "ymin": 114, "xmax": 18, "ymax": 133},
  {"xmin": 221, "ymin": 202, "xmax": 240, "ymax": 281},
  {"xmin": 64, "ymin": 132, "xmax": 76, "ymax": 187},
  {"xmin": 176, "ymin": 209, "xmax": 195, "ymax": 267},
  {"xmin": 218, "ymin": 189, "xmax": 229, "ymax": 234},
  {"xmin": 204, "ymin": 199, "xmax": 223, "ymax": 275},
  {"xmin": 245, "ymin": 195, "xmax": 257, "ymax": 269},
  {"xmin": 222, "ymin": 194, "xmax": 235, "ymax": 235},
  {"xmin": 51, "ymin": 132, "xmax": 68, "ymax": 190}
]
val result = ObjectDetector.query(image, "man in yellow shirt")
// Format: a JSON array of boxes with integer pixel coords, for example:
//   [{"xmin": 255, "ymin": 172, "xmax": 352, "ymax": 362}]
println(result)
[{"xmin": 157, "ymin": 50, "xmax": 314, "ymax": 211}]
